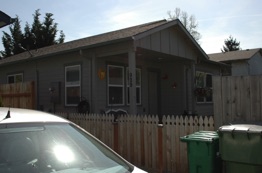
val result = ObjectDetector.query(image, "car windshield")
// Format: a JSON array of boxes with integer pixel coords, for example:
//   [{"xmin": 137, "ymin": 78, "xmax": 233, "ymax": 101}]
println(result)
[{"xmin": 0, "ymin": 122, "xmax": 133, "ymax": 173}]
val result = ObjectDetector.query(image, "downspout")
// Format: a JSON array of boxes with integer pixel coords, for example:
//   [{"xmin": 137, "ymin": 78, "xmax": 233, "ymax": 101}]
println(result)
[{"xmin": 192, "ymin": 62, "xmax": 196, "ymax": 114}]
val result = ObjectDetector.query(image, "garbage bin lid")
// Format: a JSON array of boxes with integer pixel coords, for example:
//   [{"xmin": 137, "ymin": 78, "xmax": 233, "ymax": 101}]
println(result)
[
  {"xmin": 219, "ymin": 124, "xmax": 262, "ymax": 133},
  {"xmin": 180, "ymin": 131, "xmax": 219, "ymax": 143}
]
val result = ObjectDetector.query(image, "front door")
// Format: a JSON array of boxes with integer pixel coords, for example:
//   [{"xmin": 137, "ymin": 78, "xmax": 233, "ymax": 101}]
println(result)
[{"xmin": 148, "ymin": 70, "xmax": 160, "ymax": 115}]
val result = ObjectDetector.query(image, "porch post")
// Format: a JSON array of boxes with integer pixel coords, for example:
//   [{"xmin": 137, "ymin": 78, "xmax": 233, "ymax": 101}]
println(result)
[
  {"xmin": 128, "ymin": 48, "xmax": 137, "ymax": 115},
  {"xmin": 91, "ymin": 53, "xmax": 96, "ymax": 113}
]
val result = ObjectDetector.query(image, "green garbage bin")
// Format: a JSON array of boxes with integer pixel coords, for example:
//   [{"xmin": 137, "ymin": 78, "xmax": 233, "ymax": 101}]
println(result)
[
  {"xmin": 218, "ymin": 124, "xmax": 262, "ymax": 173},
  {"xmin": 180, "ymin": 131, "xmax": 221, "ymax": 173}
]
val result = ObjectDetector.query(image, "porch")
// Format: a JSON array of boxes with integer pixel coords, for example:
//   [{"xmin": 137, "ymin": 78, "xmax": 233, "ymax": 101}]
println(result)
[{"xmin": 93, "ymin": 47, "xmax": 196, "ymax": 116}]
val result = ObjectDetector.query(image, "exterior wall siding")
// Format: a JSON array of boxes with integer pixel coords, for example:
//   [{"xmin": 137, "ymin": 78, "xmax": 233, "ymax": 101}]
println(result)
[
  {"xmin": 160, "ymin": 29, "xmax": 170, "ymax": 54},
  {"xmin": 137, "ymin": 27, "xmax": 196, "ymax": 61},
  {"xmin": 0, "ymin": 61, "xmax": 36, "ymax": 83},
  {"xmin": 231, "ymin": 61, "xmax": 249, "ymax": 76},
  {"xmin": 35, "ymin": 51, "xmax": 90, "ymax": 112},
  {"xmin": 249, "ymin": 53, "xmax": 262, "ymax": 75}
]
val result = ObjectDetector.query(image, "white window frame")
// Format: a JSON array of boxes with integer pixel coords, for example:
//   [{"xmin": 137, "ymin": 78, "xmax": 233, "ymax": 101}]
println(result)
[
  {"xmin": 7, "ymin": 73, "xmax": 23, "ymax": 84},
  {"xmin": 107, "ymin": 65, "xmax": 125, "ymax": 106},
  {"xmin": 126, "ymin": 68, "xmax": 142, "ymax": 105},
  {"xmin": 195, "ymin": 71, "xmax": 213, "ymax": 103},
  {"xmin": 65, "ymin": 65, "xmax": 81, "ymax": 106}
]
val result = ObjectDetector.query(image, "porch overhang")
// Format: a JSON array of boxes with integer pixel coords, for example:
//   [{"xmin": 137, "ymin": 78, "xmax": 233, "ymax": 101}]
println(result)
[{"xmin": 135, "ymin": 47, "xmax": 194, "ymax": 63}]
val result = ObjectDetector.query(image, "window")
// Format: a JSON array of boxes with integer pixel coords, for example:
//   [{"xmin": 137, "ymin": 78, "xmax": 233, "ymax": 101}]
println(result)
[
  {"xmin": 65, "ymin": 65, "xmax": 81, "ymax": 106},
  {"xmin": 7, "ymin": 73, "xmax": 23, "ymax": 84},
  {"xmin": 205, "ymin": 74, "xmax": 212, "ymax": 102},
  {"xmin": 126, "ymin": 68, "xmax": 141, "ymax": 105},
  {"xmin": 107, "ymin": 65, "xmax": 124, "ymax": 105},
  {"xmin": 195, "ymin": 71, "xmax": 212, "ymax": 103},
  {"xmin": 107, "ymin": 65, "xmax": 142, "ymax": 106}
]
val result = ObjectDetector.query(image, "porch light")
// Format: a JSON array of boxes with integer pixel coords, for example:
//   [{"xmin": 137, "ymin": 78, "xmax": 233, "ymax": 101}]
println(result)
[{"xmin": 0, "ymin": 11, "xmax": 15, "ymax": 28}]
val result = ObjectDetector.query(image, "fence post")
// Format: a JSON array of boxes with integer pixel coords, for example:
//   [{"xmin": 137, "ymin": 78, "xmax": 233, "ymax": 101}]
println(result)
[
  {"xmin": 113, "ymin": 121, "xmax": 119, "ymax": 153},
  {"xmin": 31, "ymin": 81, "xmax": 36, "ymax": 109},
  {"xmin": 158, "ymin": 123, "xmax": 163, "ymax": 173}
]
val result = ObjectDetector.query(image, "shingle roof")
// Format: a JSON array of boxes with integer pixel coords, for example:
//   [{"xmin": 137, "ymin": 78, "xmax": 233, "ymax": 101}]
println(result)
[
  {"xmin": 0, "ymin": 19, "xmax": 167, "ymax": 66},
  {"xmin": 208, "ymin": 48, "xmax": 262, "ymax": 62}
]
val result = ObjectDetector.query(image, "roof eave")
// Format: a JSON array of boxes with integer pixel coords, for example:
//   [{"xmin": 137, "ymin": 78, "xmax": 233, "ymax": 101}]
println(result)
[
  {"xmin": 37, "ymin": 37, "xmax": 133, "ymax": 58},
  {"xmin": 203, "ymin": 58, "xmax": 231, "ymax": 67},
  {"xmin": 0, "ymin": 37, "xmax": 133, "ymax": 67}
]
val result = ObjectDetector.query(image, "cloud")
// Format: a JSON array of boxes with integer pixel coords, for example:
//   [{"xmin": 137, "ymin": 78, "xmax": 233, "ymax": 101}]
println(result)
[
  {"xmin": 105, "ymin": 10, "xmax": 140, "ymax": 30},
  {"xmin": 100, "ymin": 1, "xmax": 168, "ymax": 31},
  {"xmin": 198, "ymin": 4, "xmax": 262, "ymax": 53}
]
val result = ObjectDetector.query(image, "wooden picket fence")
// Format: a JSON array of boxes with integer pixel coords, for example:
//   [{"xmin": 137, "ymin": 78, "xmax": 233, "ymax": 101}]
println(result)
[
  {"xmin": 0, "ymin": 81, "xmax": 35, "ymax": 109},
  {"xmin": 57, "ymin": 113, "xmax": 215, "ymax": 173}
]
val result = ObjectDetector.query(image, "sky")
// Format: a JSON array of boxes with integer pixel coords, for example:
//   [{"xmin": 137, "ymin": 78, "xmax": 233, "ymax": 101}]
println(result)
[{"xmin": 1, "ymin": 0, "xmax": 262, "ymax": 54}]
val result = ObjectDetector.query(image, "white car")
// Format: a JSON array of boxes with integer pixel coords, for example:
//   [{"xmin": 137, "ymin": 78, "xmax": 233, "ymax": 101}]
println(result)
[{"xmin": 0, "ymin": 107, "xmax": 147, "ymax": 173}]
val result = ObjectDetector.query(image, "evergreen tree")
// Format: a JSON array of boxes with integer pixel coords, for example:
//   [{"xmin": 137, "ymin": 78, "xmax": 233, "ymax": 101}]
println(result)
[
  {"xmin": 0, "ymin": 9, "xmax": 65, "ymax": 59},
  {"xmin": 0, "ymin": 17, "xmax": 24, "ymax": 57},
  {"xmin": 221, "ymin": 35, "xmax": 241, "ymax": 52}
]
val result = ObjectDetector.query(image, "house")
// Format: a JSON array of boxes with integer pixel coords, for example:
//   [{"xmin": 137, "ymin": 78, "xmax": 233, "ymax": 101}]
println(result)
[
  {"xmin": 0, "ymin": 11, "xmax": 15, "ymax": 28},
  {"xmin": 0, "ymin": 19, "xmax": 227, "ymax": 116},
  {"xmin": 209, "ymin": 48, "xmax": 262, "ymax": 76}
]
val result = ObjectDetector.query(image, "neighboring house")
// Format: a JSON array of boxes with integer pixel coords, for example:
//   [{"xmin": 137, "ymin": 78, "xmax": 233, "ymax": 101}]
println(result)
[
  {"xmin": 209, "ymin": 48, "xmax": 262, "ymax": 76},
  {"xmin": 0, "ymin": 11, "xmax": 15, "ymax": 28},
  {"xmin": 0, "ymin": 19, "xmax": 227, "ymax": 116}
]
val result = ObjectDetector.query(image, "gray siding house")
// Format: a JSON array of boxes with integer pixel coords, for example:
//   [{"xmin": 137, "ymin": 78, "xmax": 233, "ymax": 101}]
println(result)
[
  {"xmin": 0, "ymin": 19, "xmax": 226, "ymax": 116},
  {"xmin": 209, "ymin": 48, "xmax": 262, "ymax": 76}
]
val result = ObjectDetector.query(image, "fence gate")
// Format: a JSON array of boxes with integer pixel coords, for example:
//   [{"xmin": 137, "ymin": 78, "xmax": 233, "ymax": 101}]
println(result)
[{"xmin": 0, "ymin": 81, "xmax": 35, "ymax": 109}]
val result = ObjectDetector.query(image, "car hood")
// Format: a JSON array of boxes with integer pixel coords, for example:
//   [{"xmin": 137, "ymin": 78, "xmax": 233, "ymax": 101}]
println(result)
[{"xmin": 133, "ymin": 166, "xmax": 147, "ymax": 173}]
